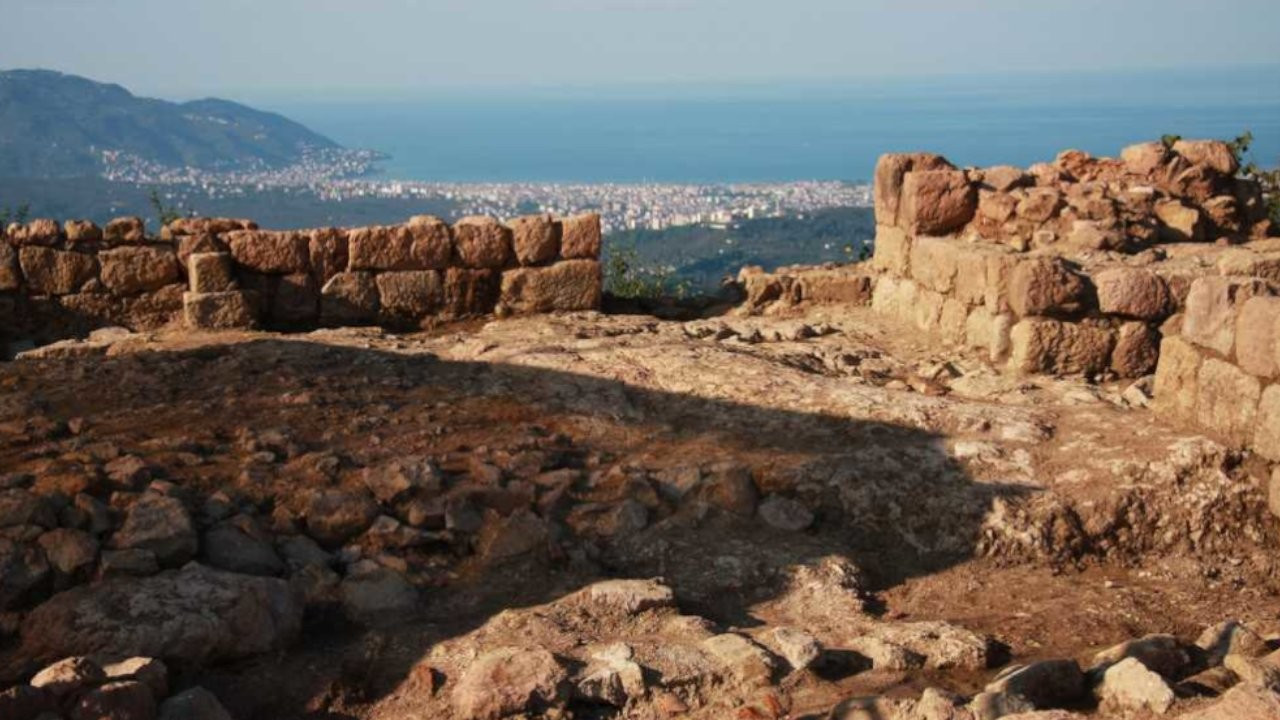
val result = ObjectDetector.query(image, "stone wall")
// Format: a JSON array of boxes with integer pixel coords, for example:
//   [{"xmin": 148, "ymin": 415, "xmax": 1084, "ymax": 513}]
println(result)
[
  {"xmin": 868, "ymin": 139, "xmax": 1276, "ymax": 378},
  {"xmin": 0, "ymin": 213, "xmax": 602, "ymax": 351}
]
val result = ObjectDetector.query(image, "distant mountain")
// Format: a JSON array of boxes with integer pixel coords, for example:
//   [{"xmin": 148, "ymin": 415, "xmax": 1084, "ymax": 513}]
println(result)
[{"xmin": 0, "ymin": 69, "xmax": 342, "ymax": 178}]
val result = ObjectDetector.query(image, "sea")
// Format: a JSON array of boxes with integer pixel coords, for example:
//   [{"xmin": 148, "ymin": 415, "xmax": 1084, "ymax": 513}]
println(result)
[{"xmin": 268, "ymin": 65, "xmax": 1280, "ymax": 184}]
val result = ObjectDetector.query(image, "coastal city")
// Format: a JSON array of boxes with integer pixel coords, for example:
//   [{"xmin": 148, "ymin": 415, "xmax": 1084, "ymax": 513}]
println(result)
[{"xmin": 100, "ymin": 147, "xmax": 873, "ymax": 233}]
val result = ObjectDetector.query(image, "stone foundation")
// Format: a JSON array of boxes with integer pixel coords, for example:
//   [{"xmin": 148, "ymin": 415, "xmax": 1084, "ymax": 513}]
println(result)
[{"xmin": 1, "ymin": 213, "xmax": 602, "ymax": 350}]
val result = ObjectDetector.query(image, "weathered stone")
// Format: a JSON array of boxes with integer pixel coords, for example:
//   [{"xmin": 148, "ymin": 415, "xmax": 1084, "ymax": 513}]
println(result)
[
  {"xmin": 701, "ymin": 633, "xmax": 776, "ymax": 684},
  {"xmin": 872, "ymin": 224, "xmax": 912, "ymax": 276},
  {"xmin": 340, "ymin": 562, "xmax": 419, "ymax": 623},
  {"xmin": 18, "ymin": 247, "xmax": 98, "ymax": 295},
  {"xmin": 157, "ymin": 687, "xmax": 232, "ymax": 720},
  {"xmin": 1196, "ymin": 620, "xmax": 1269, "ymax": 667},
  {"xmin": 982, "ymin": 165, "xmax": 1031, "ymax": 192},
  {"xmin": 18, "ymin": 563, "xmax": 302, "ymax": 668},
  {"xmin": 104, "ymin": 217, "xmax": 146, "ymax": 243},
  {"xmin": 910, "ymin": 235, "xmax": 960, "ymax": 293},
  {"xmin": 99, "ymin": 246, "xmax": 181, "ymax": 295},
  {"xmin": 576, "ymin": 645, "xmax": 645, "ymax": 707},
  {"xmin": 1179, "ymin": 685, "xmax": 1280, "ymax": 720},
  {"xmin": 1223, "ymin": 653, "xmax": 1280, "ymax": 690},
  {"xmin": 64, "ymin": 220, "xmax": 103, "ymax": 244},
  {"xmin": 69, "ymin": 680, "xmax": 156, "ymax": 720},
  {"xmin": 165, "ymin": 218, "xmax": 254, "ymax": 238},
  {"xmin": 1173, "ymin": 139, "xmax": 1239, "ymax": 176},
  {"xmin": 272, "ymin": 272, "xmax": 318, "ymax": 324},
  {"xmin": 1121, "ymin": 141, "xmax": 1169, "ymax": 175},
  {"xmin": 584, "ymin": 578, "xmax": 675, "ymax": 614},
  {"xmin": 1217, "ymin": 248, "xmax": 1280, "ymax": 282},
  {"xmin": 405, "ymin": 215, "xmax": 453, "ymax": 267},
  {"xmin": 1255, "ymin": 386, "xmax": 1280, "ymax": 462},
  {"xmin": 796, "ymin": 270, "xmax": 874, "ymax": 305},
  {"xmin": 443, "ymin": 267, "xmax": 500, "ymax": 316},
  {"xmin": 985, "ymin": 659, "xmax": 1086, "ymax": 709},
  {"xmin": 499, "ymin": 259, "xmax": 601, "ymax": 314},
  {"xmin": 103, "ymin": 657, "xmax": 169, "ymax": 700},
  {"xmin": 477, "ymin": 510, "xmax": 547, "ymax": 561},
  {"xmin": 99, "ymin": 549, "xmax": 159, "ymax": 578},
  {"xmin": 110, "ymin": 493, "xmax": 197, "ymax": 567},
  {"xmin": 511, "ymin": 214, "xmax": 559, "ymax": 265},
  {"xmin": 979, "ymin": 189, "xmax": 1019, "ymax": 225},
  {"xmin": 873, "ymin": 153, "xmax": 954, "ymax": 226},
  {"xmin": 451, "ymin": 646, "xmax": 570, "ymax": 720},
  {"xmin": 768, "ymin": 627, "xmax": 822, "ymax": 672},
  {"xmin": 1091, "ymin": 634, "xmax": 1190, "ymax": 679},
  {"xmin": 1195, "ymin": 358, "xmax": 1261, "ymax": 445},
  {"xmin": 1235, "ymin": 296, "xmax": 1280, "ymax": 378},
  {"xmin": 0, "ymin": 242, "xmax": 19, "ymax": 290},
  {"xmin": 225, "ymin": 230, "xmax": 309, "ymax": 273},
  {"xmin": 901, "ymin": 169, "xmax": 977, "ymax": 236},
  {"xmin": 699, "ymin": 463, "xmax": 758, "ymax": 517},
  {"xmin": 183, "ymin": 291, "xmax": 257, "ymax": 330},
  {"xmin": 305, "ymin": 489, "xmax": 380, "ymax": 547},
  {"xmin": 175, "ymin": 233, "xmax": 227, "ymax": 270},
  {"xmin": 1153, "ymin": 335, "xmax": 1204, "ymax": 424},
  {"xmin": 30, "ymin": 655, "xmax": 107, "ymax": 699},
  {"xmin": 307, "ymin": 228, "xmax": 349, "ymax": 285},
  {"xmin": 1095, "ymin": 267, "xmax": 1171, "ymax": 320},
  {"xmin": 11, "ymin": 218, "xmax": 63, "ymax": 245},
  {"xmin": 364, "ymin": 457, "xmax": 442, "ymax": 504},
  {"xmin": 1009, "ymin": 318, "xmax": 1115, "ymax": 375},
  {"xmin": 37, "ymin": 527, "xmax": 98, "ymax": 579},
  {"xmin": 1098, "ymin": 657, "xmax": 1175, "ymax": 715},
  {"xmin": 1155, "ymin": 200, "xmax": 1204, "ymax": 242},
  {"xmin": 320, "ymin": 271, "xmax": 379, "ymax": 325},
  {"xmin": 453, "ymin": 216, "xmax": 514, "ymax": 269},
  {"xmin": 1017, "ymin": 188, "xmax": 1064, "ymax": 223},
  {"xmin": 1111, "ymin": 322, "xmax": 1161, "ymax": 378},
  {"xmin": 376, "ymin": 270, "xmax": 443, "ymax": 318},
  {"xmin": 188, "ymin": 252, "xmax": 235, "ymax": 293},
  {"xmin": 204, "ymin": 515, "xmax": 284, "ymax": 577},
  {"xmin": 1008, "ymin": 258, "xmax": 1088, "ymax": 318},
  {"xmin": 559, "ymin": 213, "xmax": 603, "ymax": 259},
  {"xmin": 1182, "ymin": 277, "xmax": 1272, "ymax": 356},
  {"xmin": 348, "ymin": 224, "xmax": 448, "ymax": 271},
  {"xmin": 757, "ymin": 494, "xmax": 814, "ymax": 531}
]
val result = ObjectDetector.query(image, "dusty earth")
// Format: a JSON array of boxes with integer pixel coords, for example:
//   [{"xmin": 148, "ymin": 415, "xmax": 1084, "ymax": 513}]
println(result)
[{"xmin": 0, "ymin": 303, "xmax": 1278, "ymax": 719}]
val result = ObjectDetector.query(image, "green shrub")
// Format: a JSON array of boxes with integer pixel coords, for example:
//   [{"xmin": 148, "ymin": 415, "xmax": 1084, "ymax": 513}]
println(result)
[{"xmin": 603, "ymin": 241, "xmax": 691, "ymax": 300}]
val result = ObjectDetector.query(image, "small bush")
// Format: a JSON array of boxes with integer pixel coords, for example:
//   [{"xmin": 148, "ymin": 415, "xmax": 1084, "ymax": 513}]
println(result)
[{"xmin": 603, "ymin": 241, "xmax": 691, "ymax": 300}]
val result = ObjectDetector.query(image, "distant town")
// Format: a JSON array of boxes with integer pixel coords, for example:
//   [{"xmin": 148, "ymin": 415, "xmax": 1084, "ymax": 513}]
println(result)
[{"xmin": 101, "ymin": 148, "xmax": 872, "ymax": 233}]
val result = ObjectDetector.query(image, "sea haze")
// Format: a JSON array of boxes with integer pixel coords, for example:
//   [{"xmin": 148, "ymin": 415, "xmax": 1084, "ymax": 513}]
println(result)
[{"xmin": 266, "ymin": 65, "xmax": 1280, "ymax": 184}]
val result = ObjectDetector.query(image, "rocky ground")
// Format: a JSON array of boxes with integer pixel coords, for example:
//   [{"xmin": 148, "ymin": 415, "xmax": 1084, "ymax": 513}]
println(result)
[{"xmin": 1, "ymin": 304, "xmax": 1278, "ymax": 719}]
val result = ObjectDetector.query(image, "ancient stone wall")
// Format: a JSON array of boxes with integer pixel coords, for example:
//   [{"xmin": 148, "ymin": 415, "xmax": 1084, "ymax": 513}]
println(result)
[
  {"xmin": 868, "ymin": 139, "xmax": 1275, "ymax": 378},
  {"xmin": 0, "ymin": 213, "xmax": 603, "ymax": 351}
]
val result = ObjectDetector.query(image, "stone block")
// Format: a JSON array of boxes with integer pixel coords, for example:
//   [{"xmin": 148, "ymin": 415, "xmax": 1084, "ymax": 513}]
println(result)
[
  {"xmin": 901, "ymin": 169, "xmax": 976, "ymax": 236},
  {"xmin": 189, "ymin": 252, "xmax": 236, "ymax": 293},
  {"xmin": 953, "ymin": 247, "xmax": 991, "ymax": 306},
  {"xmin": 559, "ymin": 214, "xmax": 602, "ymax": 259},
  {"xmin": 1182, "ymin": 276, "xmax": 1273, "ymax": 357},
  {"xmin": 913, "ymin": 287, "xmax": 945, "ymax": 333},
  {"xmin": 176, "ymin": 234, "xmax": 227, "ymax": 270},
  {"xmin": 510, "ymin": 214, "xmax": 559, "ymax": 266},
  {"xmin": 1120, "ymin": 142, "xmax": 1169, "ymax": 175},
  {"xmin": 226, "ymin": 231, "xmax": 309, "ymax": 274},
  {"xmin": 1095, "ymin": 267, "xmax": 1172, "ymax": 320},
  {"xmin": 499, "ymin": 259, "xmax": 601, "ymax": 314},
  {"xmin": 871, "ymin": 225, "xmax": 911, "ymax": 277},
  {"xmin": 1016, "ymin": 188, "xmax": 1063, "ymax": 223},
  {"xmin": 965, "ymin": 307, "xmax": 1014, "ymax": 361},
  {"xmin": 1008, "ymin": 257, "xmax": 1088, "ymax": 318},
  {"xmin": 909, "ymin": 235, "xmax": 959, "ymax": 293},
  {"xmin": 376, "ymin": 270, "xmax": 443, "ymax": 318},
  {"xmin": 1216, "ymin": 248, "xmax": 1280, "ymax": 283},
  {"xmin": 980, "ymin": 166, "xmax": 1031, "ymax": 192},
  {"xmin": 871, "ymin": 276, "xmax": 918, "ymax": 325},
  {"xmin": 453, "ymin": 216, "xmax": 515, "ymax": 269},
  {"xmin": 349, "ymin": 225, "xmax": 440, "ymax": 272},
  {"xmin": 320, "ymin": 272, "xmax": 379, "ymax": 325},
  {"xmin": 1253, "ymin": 385, "xmax": 1280, "ymax": 462},
  {"xmin": 308, "ymin": 228, "xmax": 350, "ymax": 286},
  {"xmin": 796, "ymin": 271, "xmax": 873, "ymax": 305},
  {"xmin": 939, "ymin": 298, "xmax": 968, "ymax": 344},
  {"xmin": 12, "ymin": 218, "xmax": 63, "ymax": 246},
  {"xmin": 98, "ymin": 246, "xmax": 181, "ymax": 296},
  {"xmin": 103, "ymin": 217, "xmax": 145, "ymax": 243},
  {"xmin": 983, "ymin": 253, "xmax": 1019, "ymax": 313},
  {"xmin": 1153, "ymin": 336, "xmax": 1204, "ymax": 424},
  {"xmin": 183, "ymin": 291, "xmax": 257, "ymax": 330},
  {"xmin": 273, "ymin": 273, "xmax": 319, "ymax": 325},
  {"xmin": 0, "ymin": 242, "xmax": 19, "ymax": 291},
  {"xmin": 64, "ymin": 220, "xmax": 103, "ymax": 245},
  {"xmin": 1173, "ymin": 139, "xmax": 1239, "ymax": 176},
  {"xmin": 1111, "ymin": 322, "xmax": 1161, "ymax": 378},
  {"xmin": 164, "ymin": 217, "xmax": 255, "ymax": 238},
  {"xmin": 1235, "ymin": 296, "xmax": 1280, "ymax": 378},
  {"xmin": 1155, "ymin": 200, "xmax": 1204, "ymax": 243},
  {"xmin": 1195, "ymin": 358, "xmax": 1261, "ymax": 446},
  {"xmin": 443, "ymin": 268, "xmax": 500, "ymax": 316},
  {"xmin": 1009, "ymin": 318, "xmax": 1115, "ymax": 375},
  {"xmin": 873, "ymin": 152, "xmax": 953, "ymax": 226},
  {"xmin": 18, "ymin": 247, "xmax": 98, "ymax": 295}
]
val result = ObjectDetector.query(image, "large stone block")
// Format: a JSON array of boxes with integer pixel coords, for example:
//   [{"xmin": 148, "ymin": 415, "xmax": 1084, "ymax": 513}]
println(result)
[
  {"xmin": 175, "ymin": 234, "xmax": 227, "ymax": 270},
  {"xmin": 871, "ymin": 225, "xmax": 911, "ymax": 277},
  {"xmin": 1008, "ymin": 257, "xmax": 1089, "ymax": 318},
  {"xmin": 320, "ymin": 272, "xmax": 379, "ymax": 325},
  {"xmin": 308, "ymin": 228, "xmax": 350, "ymax": 285},
  {"xmin": 900, "ymin": 169, "xmax": 976, "ymax": 236},
  {"xmin": 1094, "ymin": 267, "xmax": 1172, "ymax": 320},
  {"xmin": 965, "ymin": 307, "xmax": 1014, "ymax": 361},
  {"xmin": 871, "ymin": 275, "xmax": 918, "ymax": 325},
  {"xmin": 273, "ymin": 273, "xmax": 319, "ymax": 325},
  {"xmin": 560, "ymin": 214, "xmax": 602, "ymax": 259},
  {"xmin": 1016, "ymin": 188, "xmax": 1063, "ymax": 223},
  {"xmin": 12, "ymin": 218, "xmax": 63, "ymax": 246},
  {"xmin": 1182, "ymin": 276, "xmax": 1273, "ymax": 357},
  {"xmin": 909, "ymin": 235, "xmax": 960, "ymax": 293},
  {"xmin": 1216, "ymin": 248, "xmax": 1280, "ymax": 283},
  {"xmin": 444, "ymin": 268, "xmax": 500, "ymax": 316},
  {"xmin": 499, "ymin": 259, "xmax": 601, "ymax": 314},
  {"xmin": 18, "ymin": 247, "xmax": 98, "ymax": 295},
  {"xmin": 1009, "ymin": 318, "xmax": 1115, "ymax": 375},
  {"xmin": 1253, "ymin": 385, "xmax": 1280, "ymax": 461},
  {"xmin": 189, "ymin": 252, "xmax": 235, "ymax": 293},
  {"xmin": 873, "ymin": 153, "xmax": 953, "ymax": 227},
  {"xmin": 983, "ymin": 253, "xmax": 1019, "ymax": 313},
  {"xmin": 0, "ymin": 242, "xmax": 19, "ymax": 291},
  {"xmin": 64, "ymin": 220, "xmax": 103, "ymax": 245},
  {"xmin": 182, "ymin": 291, "xmax": 258, "ymax": 330},
  {"xmin": 1152, "ymin": 335, "xmax": 1204, "ymax": 424},
  {"xmin": 225, "ymin": 231, "xmax": 309, "ymax": 274},
  {"xmin": 510, "ymin": 214, "xmax": 559, "ymax": 266},
  {"xmin": 376, "ymin": 270, "xmax": 443, "ymax": 318},
  {"xmin": 453, "ymin": 216, "xmax": 515, "ymax": 269},
  {"xmin": 1172, "ymin": 139, "xmax": 1239, "ymax": 176},
  {"xmin": 98, "ymin": 246, "xmax": 181, "ymax": 296},
  {"xmin": 796, "ymin": 271, "xmax": 874, "ymax": 305},
  {"xmin": 103, "ymin": 217, "xmax": 145, "ymax": 244},
  {"xmin": 349, "ymin": 225, "xmax": 439, "ymax": 272},
  {"xmin": 1235, "ymin": 296, "xmax": 1280, "ymax": 378},
  {"xmin": 1111, "ymin": 322, "xmax": 1161, "ymax": 378},
  {"xmin": 1120, "ymin": 142, "xmax": 1169, "ymax": 175},
  {"xmin": 953, "ymin": 247, "xmax": 991, "ymax": 306},
  {"xmin": 1195, "ymin": 358, "xmax": 1261, "ymax": 446},
  {"xmin": 939, "ymin": 298, "xmax": 968, "ymax": 344}
]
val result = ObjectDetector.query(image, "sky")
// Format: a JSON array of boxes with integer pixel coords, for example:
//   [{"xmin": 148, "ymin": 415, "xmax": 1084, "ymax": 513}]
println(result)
[{"xmin": 2, "ymin": 0, "xmax": 1280, "ymax": 101}]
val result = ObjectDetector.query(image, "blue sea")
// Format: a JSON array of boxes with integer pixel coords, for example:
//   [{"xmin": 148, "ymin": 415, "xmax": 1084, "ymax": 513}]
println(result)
[{"xmin": 268, "ymin": 66, "xmax": 1280, "ymax": 184}]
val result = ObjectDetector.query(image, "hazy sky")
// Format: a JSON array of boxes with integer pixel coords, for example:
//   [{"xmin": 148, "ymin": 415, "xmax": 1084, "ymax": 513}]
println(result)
[{"xmin": 4, "ymin": 0, "xmax": 1280, "ymax": 100}]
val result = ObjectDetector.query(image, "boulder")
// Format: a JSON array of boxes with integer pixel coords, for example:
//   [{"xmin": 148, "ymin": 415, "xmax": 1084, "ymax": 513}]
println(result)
[
  {"xmin": 99, "ymin": 246, "xmax": 181, "ymax": 295},
  {"xmin": 901, "ymin": 169, "xmax": 977, "ymax": 235},
  {"xmin": 1016, "ymin": 188, "xmax": 1064, "ymax": 223},
  {"xmin": 188, "ymin": 253, "xmax": 235, "ymax": 293},
  {"xmin": 1155, "ymin": 200, "xmax": 1204, "ymax": 243},
  {"xmin": 1098, "ymin": 657, "xmax": 1175, "ymax": 714},
  {"xmin": 157, "ymin": 687, "xmax": 232, "ymax": 720},
  {"xmin": 69, "ymin": 680, "xmax": 155, "ymax": 720},
  {"xmin": 873, "ymin": 153, "xmax": 954, "ymax": 226},
  {"xmin": 984, "ymin": 659, "xmax": 1086, "ymax": 709},
  {"xmin": 203, "ymin": 515, "xmax": 284, "ymax": 576},
  {"xmin": 451, "ymin": 646, "xmax": 570, "ymax": 720},
  {"xmin": 498, "ymin": 259, "xmax": 602, "ymax": 314},
  {"xmin": 1121, "ymin": 142, "xmax": 1169, "ymax": 175},
  {"xmin": 559, "ymin": 213, "xmax": 602, "ymax": 259},
  {"xmin": 698, "ymin": 463, "xmax": 758, "ymax": 517},
  {"xmin": 225, "ymin": 230, "xmax": 309, "ymax": 273},
  {"xmin": 981, "ymin": 165, "xmax": 1031, "ymax": 192},
  {"xmin": 304, "ymin": 489, "xmax": 380, "ymax": 547},
  {"xmin": 1223, "ymin": 652, "xmax": 1280, "ymax": 690},
  {"xmin": 183, "ymin": 291, "xmax": 258, "ymax": 330},
  {"xmin": 1173, "ymin": 139, "xmax": 1239, "ymax": 176},
  {"xmin": 453, "ymin": 216, "xmax": 514, "ymax": 269},
  {"xmin": 1094, "ymin": 267, "xmax": 1171, "ymax": 320},
  {"xmin": 511, "ymin": 214, "xmax": 559, "ymax": 265},
  {"xmin": 99, "ymin": 549, "xmax": 160, "ymax": 578},
  {"xmin": 12, "ymin": 218, "xmax": 63, "ymax": 245},
  {"xmin": 375, "ymin": 270, "xmax": 443, "ymax": 318},
  {"xmin": 110, "ymin": 493, "xmax": 197, "ymax": 567},
  {"xmin": 18, "ymin": 563, "xmax": 302, "ymax": 668},
  {"xmin": 576, "ymin": 644, "xmax": 645, "ymax": 707},
  {"xmin": 0, "ymin": 685, "xmax": 57, "ymax": 719},
  {"xmin": 18, "ymin": 247, "xmax": 98, "ymax": 295},
  {"xmin": 0, "ymin": 489, "xmax": 57, "ymax": 528},
  {"xmin": 320, "ymin": 271, "xmax": 379, "ymax": 325},
  {"xmin": 64, "ymin": 220, "xmax": 103, "ymax": 244},
  {"xmin": 405, "ymin": 215, "xmax": 453, "ymax": 267},
  {"xmin": 1008, "ymin": 258, "xmax": 1088, "ymax": 318}
]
